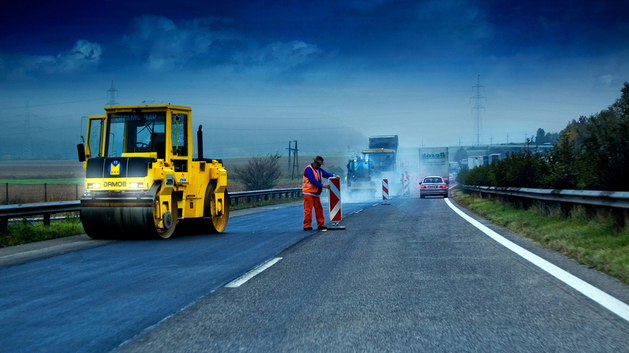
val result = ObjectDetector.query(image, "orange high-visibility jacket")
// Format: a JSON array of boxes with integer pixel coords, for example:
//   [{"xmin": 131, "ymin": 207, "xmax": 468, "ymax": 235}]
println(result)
[{"xmin": 302, "ymin": 164, "xmax": 323, "ymax": 195}]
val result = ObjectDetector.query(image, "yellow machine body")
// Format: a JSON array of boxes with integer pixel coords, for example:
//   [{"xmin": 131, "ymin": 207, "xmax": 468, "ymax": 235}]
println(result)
[{"xmin": 78, "ymin": 104, "xmax": 229, "ymax": 239}]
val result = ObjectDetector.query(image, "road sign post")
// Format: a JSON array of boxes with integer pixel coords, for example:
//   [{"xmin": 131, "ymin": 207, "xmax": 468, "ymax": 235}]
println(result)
[
  {"xmin": 382, "ymin": 178, "xmax": 390, "ymax": 205},
  {"xmin": 328, "ymin": 176, "xmax": 345, "ymax": 230}
]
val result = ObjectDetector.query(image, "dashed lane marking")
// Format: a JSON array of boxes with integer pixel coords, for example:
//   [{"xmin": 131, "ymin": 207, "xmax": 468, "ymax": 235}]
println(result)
[{"xmin": 225, "ymin": 257, "xmax": 283, "ymax": 288}]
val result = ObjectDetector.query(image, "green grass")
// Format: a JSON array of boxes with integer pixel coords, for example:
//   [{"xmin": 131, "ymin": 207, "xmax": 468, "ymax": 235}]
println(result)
[
  {"xmin": 1, "ymin": 217, "xmax": 85, "ymax": 248},
  {"xmin": 0, "ymin": 178, "xmax": 84, "ymax": 185},
  {"xmin": 452, "ymin": 189, "xmax": 629, "ymax": 284}
]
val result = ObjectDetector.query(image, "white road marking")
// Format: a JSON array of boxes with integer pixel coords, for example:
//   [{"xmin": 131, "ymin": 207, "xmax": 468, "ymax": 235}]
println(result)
[
  {"xmin": 225, "ymin": 257, "xmax": 283, "ymax": 288},
  {"xmin": 445, "ymin": 198, "xmax": 629, "ymax": 322}
]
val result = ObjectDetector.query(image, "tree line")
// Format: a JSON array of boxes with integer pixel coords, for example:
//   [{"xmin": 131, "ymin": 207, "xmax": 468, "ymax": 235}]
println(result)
[{"xmin": 460, "ymin": 83, "xmax": 629, "ymax": 191}]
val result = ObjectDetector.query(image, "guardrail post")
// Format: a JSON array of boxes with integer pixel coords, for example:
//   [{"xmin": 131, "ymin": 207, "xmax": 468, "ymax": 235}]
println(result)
[
  {"xmin": 1, "ymin": 217, "xmax": 7, "ymax": 235},
  {"xmin": 44, "ymin": 213, "xmax": 51, "ymax": 226}
]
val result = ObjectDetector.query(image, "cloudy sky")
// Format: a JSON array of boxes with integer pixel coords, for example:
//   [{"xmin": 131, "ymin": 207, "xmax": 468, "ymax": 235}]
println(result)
[{"xmin": 1, "ymin": 0, "xmax": 628, "ymax": 159}]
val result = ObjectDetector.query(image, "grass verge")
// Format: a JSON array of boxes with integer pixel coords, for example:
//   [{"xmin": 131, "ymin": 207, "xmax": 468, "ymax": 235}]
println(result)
[
  {"xmin": 1, "ymin": 217, "xmax": 85, "ymax": 248},
  {"xmin": 452, "ymin": 188, "xmax": 629, "ymax": 285}
]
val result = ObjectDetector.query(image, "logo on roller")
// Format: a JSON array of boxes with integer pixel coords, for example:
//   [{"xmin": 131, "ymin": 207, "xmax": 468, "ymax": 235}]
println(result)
[{"xmin": 109, "ymin": 160, "xmax": 122, "ymax": 176}]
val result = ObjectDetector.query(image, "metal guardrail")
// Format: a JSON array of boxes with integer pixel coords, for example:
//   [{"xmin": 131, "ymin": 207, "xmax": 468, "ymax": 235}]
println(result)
[
  {"xmin": 0, "ymin": 188, "xmax": 303, "ymax": 234},
  {"xmin": 230, "ymin": 188, "xmax": 302, "ymax": 205},
  {"xmin": 0, "ymin": 200, "xmax": 81, "ymax": 234},
  {"xmin": 463, "ymin": 185, "xmax": 629, "ymax": 209}
]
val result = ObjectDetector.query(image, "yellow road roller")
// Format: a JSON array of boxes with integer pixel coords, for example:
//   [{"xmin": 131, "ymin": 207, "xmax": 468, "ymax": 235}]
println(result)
[{"xmin": 77, "ymin": 104, "xmax": 229, "ymax": 239}]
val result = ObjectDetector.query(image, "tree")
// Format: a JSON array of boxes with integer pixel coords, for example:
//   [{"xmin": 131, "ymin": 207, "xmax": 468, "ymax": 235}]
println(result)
[
  {"xmin": 534, "ymin": 128, "xmax": 546, "ymax": 145},
  {"xmin": 534, "ymin": 128, "xmax": 560, "ymax": 145},
  {"xmin": 233, "ymin": 153, "xmax": 283, "ymax": 190},
  {"xmin": 453, "ymin": 147, "xmax": 468, "ymax": 164}
]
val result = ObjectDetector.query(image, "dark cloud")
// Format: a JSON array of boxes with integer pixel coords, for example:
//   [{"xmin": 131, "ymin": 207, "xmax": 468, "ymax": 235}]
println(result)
[
  {"xmin": 0, "ymin": 40, "xmax": 102, "ymax": 78},
  {"xmin": 109, "ymin": 14, "xmax": 323, "ymax": 73},
  {"xmin": 0, "ymin": 0, "xmax": 628, "ymax": 158}
]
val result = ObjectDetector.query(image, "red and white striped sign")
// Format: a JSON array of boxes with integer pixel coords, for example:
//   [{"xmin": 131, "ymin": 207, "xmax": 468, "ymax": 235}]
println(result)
[
  {"xmin": 328, "ymin": 176, "xmax": 342, "ymax": 222},
  {"xmin": 382, "ymin": 178, "xmax": 390, "ymax": 204}
]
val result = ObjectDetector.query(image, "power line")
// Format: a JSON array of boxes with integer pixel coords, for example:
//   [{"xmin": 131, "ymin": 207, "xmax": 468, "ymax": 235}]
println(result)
[
  {"xmin": 2, "ymin": 97, "xmax": 104, "ymax": 110},
  {"xmin": 107, "ymin": 81, "xmax": 119, "ymax": 106},
  {"xmin": 15, "ymin": 104, "xmax": 38, "ymax": 158},
  {"xmin": 286, "ymin": 140, "xmax": 299, "ymax": 180},
  {"xmin": 471, "ymin": 75, "xmax": 486, "ymax": 146}
]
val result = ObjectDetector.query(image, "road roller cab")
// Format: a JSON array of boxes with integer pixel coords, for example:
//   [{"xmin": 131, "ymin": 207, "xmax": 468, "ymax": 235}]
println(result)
[{"xmin": 77, "ymin": 104, "xmax": 229, "ymax": 239}]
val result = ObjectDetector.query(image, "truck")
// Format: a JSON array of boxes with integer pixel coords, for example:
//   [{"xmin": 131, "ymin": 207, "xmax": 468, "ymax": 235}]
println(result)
[
  {"xmin": 361, "ymin": 135, "xmax": 398, "ymax": 179},
  {"xmin": 77, "ymin": 104, "xmax": 229, "ymax": 239},
  {"xmin": 418, "ymin": 147, "xmax": 450, "ymax": 185}
]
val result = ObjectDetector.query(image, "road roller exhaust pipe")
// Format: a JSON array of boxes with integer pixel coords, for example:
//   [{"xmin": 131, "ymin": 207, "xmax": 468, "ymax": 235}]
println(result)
[{"xmin": 197, "ymin": 125, "xmax": 203, "ymax": 160}]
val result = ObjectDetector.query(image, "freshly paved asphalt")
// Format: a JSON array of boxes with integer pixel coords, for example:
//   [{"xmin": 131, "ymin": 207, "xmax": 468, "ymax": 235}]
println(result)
[
  {"xmin": 0, "ymin": 200, "xmax": 367, "ymax": 353},
  {"xmin": 1, "ymin": 195, "xmax": 629, "ymax": 352},
  {"xmin": 115, "ymin": 196, "xmax": 629, "ymax": 352}
]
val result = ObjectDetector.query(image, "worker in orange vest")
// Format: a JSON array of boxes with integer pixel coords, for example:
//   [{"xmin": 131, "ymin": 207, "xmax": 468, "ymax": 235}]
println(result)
[{"xmin": 303, "ymin": 156, "xmax": 336, "ymax": 230}]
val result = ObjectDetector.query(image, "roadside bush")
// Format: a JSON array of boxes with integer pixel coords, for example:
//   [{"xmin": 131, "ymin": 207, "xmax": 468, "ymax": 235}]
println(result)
[
  {"xmin": 464, "ymin": 164, "xmax": 490, "ymax": 186},
  {"xmin": 233, "ymin": 153, "xmax": 283, "ymax": 191},
  {"xmin": 456, "ymin": 166, "xmax": 469, "ymax": 184}
]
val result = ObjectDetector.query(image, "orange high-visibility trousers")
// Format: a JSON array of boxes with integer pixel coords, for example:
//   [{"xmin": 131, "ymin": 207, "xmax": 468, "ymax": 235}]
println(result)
[{"xmin": 303, "ymin": 194, "xmax": 325, "ymax": 229}]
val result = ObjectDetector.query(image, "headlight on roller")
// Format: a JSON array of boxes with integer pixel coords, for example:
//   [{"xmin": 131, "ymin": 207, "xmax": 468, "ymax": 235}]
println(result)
[
  {"xmin": 87, "ymin": 183, "xmax": 101, "ymax": 189},
  {"xmin": 129, "ymin": 182, "xmax": 144, "ymax": 188}
]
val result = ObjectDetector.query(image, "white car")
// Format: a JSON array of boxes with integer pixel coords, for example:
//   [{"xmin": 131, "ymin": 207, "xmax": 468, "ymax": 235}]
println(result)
[{"xmin": 419, "ymin": 176, "xmax": 448, "ymax": 198}]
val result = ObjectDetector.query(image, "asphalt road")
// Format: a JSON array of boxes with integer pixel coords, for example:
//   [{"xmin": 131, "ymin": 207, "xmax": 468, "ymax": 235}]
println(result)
[
  {"xmin": 2, "ymin": 195, "xmax": 629, "ymax": 352},
  {"xmin": 0, "ymin": 199, "xmax": 367, "ymax": 353}
]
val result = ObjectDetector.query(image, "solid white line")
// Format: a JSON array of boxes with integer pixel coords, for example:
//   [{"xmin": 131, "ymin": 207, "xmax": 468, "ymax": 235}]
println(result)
[
  {"xmin": 445, "ymin": 198, "xmax": 629, "ymax": 322},
  {"xmin": 225, "ymin": 257, "xmax": 283, "ymax": 288}
]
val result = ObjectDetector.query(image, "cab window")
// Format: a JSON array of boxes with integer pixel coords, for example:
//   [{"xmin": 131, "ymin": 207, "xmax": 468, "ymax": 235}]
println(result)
[
  {"xmin": 171, "ymin": 113, "xmax": 188, "ymax": 156},
  {"xmin": 105, "ymin": 112, "xmax": 166, "ymax": 157},
  {"xmin": 87, "ymin": 118, "xmax": 103, "ymax": 158}
]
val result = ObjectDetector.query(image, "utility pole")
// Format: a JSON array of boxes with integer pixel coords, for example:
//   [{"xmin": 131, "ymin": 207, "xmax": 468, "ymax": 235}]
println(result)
[
  {"xmin": 287, "ymin": 141, "xmax": 292, "ymax": 174},
  {"xmin": 471, "ymin": 75, "xmax": 486, "ymax": 146},
  {"xmin": 107, "ymin": 81, "xmax": 119, "ymax": 106},
  {"xmin": 291, "ymin": 140, "xmax": 299, "ymax": 180}
]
